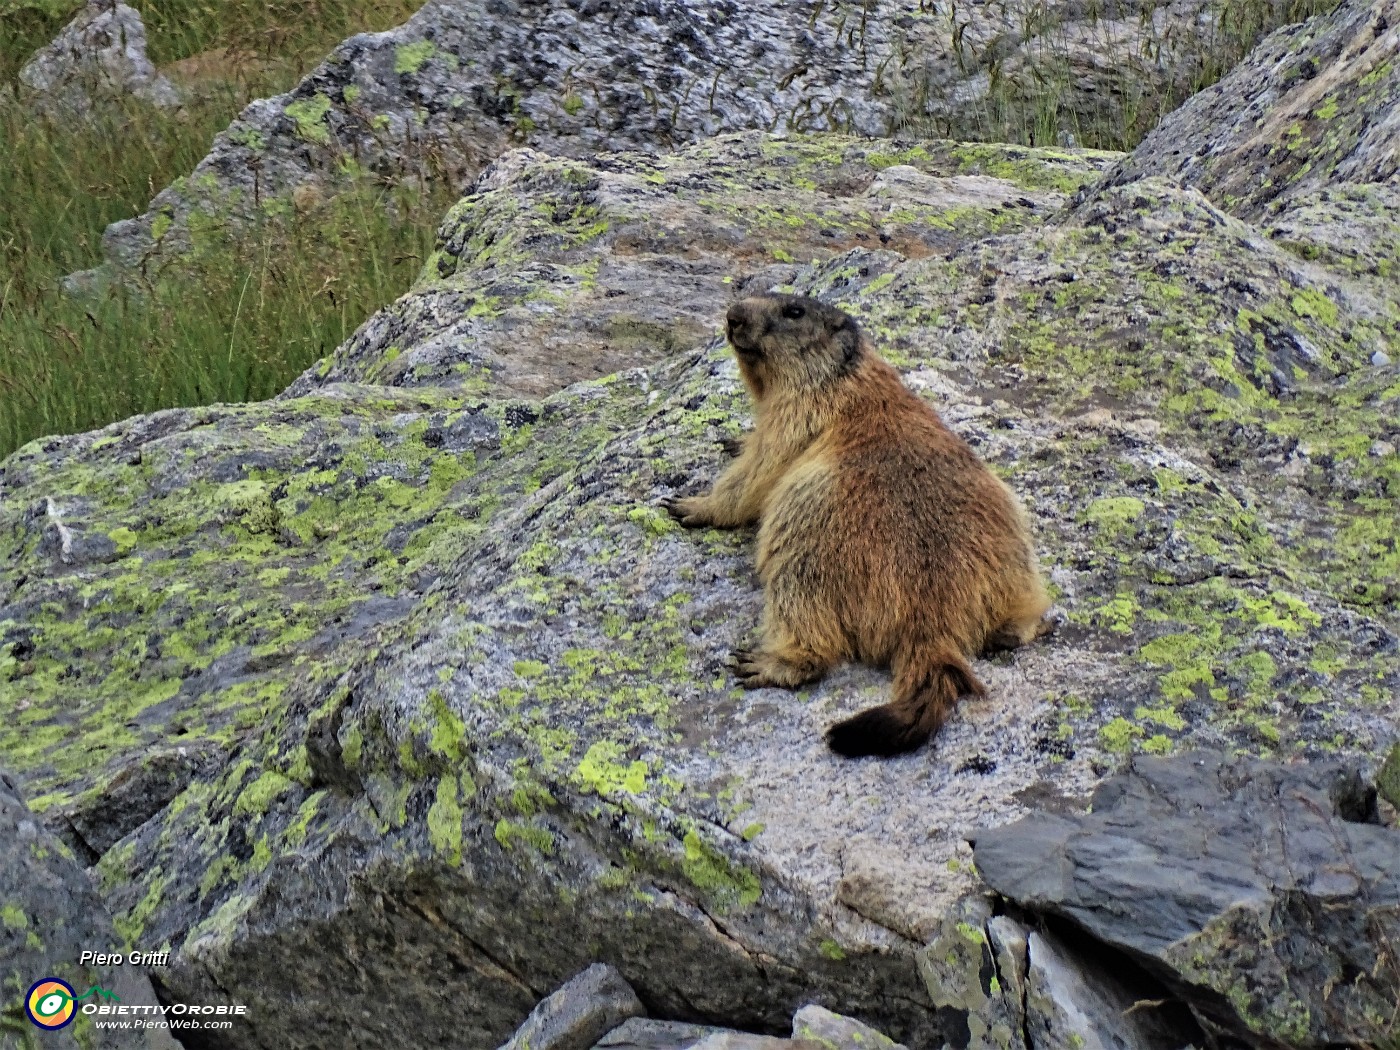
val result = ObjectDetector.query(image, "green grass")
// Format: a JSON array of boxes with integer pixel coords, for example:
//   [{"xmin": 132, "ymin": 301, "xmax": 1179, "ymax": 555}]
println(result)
[{"xmin": 0, "ymin": 0, "xmax": 435, "ymax": 458}]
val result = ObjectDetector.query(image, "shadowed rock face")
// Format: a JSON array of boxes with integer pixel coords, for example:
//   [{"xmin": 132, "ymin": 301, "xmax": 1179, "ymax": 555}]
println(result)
[
  {"xmin": 0, "ymin": 768, "xmax": 178, "ymax": 1050},
  {"xmin": 1, "ymin": 0, "xmax": 1398, "ymax": 1046},
  {"xmin": 973, "ymin": 753, "xmax": 1400, "ymax": 1048}
]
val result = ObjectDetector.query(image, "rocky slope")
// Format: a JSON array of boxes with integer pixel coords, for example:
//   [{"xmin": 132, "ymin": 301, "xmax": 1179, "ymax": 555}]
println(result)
[
  {"xmin": 77, "ymin": 0, "xmax": 1327, "ymax": 284},
  {"xmin": 2, "ymin": 0, "xmax": 1398, "ymax": 1047}
]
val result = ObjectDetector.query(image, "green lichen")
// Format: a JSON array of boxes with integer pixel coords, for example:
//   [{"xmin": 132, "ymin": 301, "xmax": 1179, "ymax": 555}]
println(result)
[
  {"xmin": 819, "ymin": 938, "xmax": 847, "ymax": 960},
  {"xmin": 427, "ymin": 775, "xmax": 464, "ymax": 864},
  {"xmin": 576, "ymin": 741, "xmax": 648, "ymax": 796},
  {"xmin": 681, "ymin": 829, "xmax": 761, "ymax": 912},
  {"xmin": 233, "ymin": 771, "xmax": 293, "ymax": 816},
  {"xmin": 394, "ymin": 41, "xmax": 436, "ymax": 76},
  {"xmin": 284, "ymin": 94, "xmax": 333, "ymax": 146},
  {"xmin": 493, "ymin": 818, "xmax": 554, "ymax": 855},
  {"xmin": 1084, "ymin": 496, "xmax": 1145, "ymax": 533}
]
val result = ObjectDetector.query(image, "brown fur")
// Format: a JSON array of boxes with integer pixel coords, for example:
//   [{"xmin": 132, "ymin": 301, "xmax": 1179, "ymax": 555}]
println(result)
[{"xmin": 665, "ymin": 293, "xmax": 1051, "ymax": 757}]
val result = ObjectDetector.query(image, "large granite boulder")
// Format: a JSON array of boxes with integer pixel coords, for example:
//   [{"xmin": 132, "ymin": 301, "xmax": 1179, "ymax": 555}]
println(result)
[
  {"xmin": 973, "ymin": 752, "xmax": 1400, "ymax": 1048},
  {"xmin": 18, "ymin": 0, "xmax": 180, "ymax": 118},
  {"xmin": 79, "ymin": 0, "xmax": 1331, "ymax": 282},
  {"xmin": 2, "ymin": 0, "xmax": 1398, "ymax": 1046}
]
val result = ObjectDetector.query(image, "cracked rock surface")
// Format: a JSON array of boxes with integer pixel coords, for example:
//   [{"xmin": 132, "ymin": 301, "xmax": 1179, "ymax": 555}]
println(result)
[{"xmin": 974, "ymin": 752, "xmax": 1400, "ymax": 1048}]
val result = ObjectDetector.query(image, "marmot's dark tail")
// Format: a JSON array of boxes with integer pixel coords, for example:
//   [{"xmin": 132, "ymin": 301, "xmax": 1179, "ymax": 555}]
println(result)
[{"xmin": 825, "ymin": 648, "xmax": 984, "ymax": 758}]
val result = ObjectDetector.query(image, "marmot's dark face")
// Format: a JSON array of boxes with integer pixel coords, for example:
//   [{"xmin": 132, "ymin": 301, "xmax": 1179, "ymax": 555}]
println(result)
[{"xmin": 726, "ymin": 294, "xmax": 863, "ymax": 389}]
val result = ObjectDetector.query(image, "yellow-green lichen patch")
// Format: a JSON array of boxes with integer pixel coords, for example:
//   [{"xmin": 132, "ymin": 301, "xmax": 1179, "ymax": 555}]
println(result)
[
  {"xmin": 233, "ymin": 771, "xmax": 292, "ymax": 817},
  {"xmin": 284, "ymin": 93, "xmax": 333, "ymax": 146},
  {"xmin": 493, "ymin": 818, "xmax": 554, "ymax": 855},
  {"xmin": 576, "ymin": 741, "xmax": 648, "ymax": 798},
  {"xmin": 394, "ymin": 41, "xmax": 436, "ymax": 75},
  {"xmin": 427, "ymin": 775, "xmax": 464, "ymax": 864},
  {"xmin": 681, "ymin": 828, "xmax": 761, "ymax": 913}
]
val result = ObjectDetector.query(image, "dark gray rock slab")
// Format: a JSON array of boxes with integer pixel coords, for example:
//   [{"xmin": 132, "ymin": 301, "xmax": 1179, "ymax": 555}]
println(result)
[
  {"xmin": 0, "ymin": 768, "xmax": 176, "ymax": 1050},
  {"xmin": 498, "ymin": 964, "xmax": 644, "ymax": 1050},
  {"xmin": 972, "ymin": 752, "xmax": 1400, "ymax": 1048}
]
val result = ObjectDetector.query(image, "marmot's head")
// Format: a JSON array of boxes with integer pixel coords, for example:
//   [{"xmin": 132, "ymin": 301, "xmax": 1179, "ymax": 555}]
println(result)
[{"xmin": 726, "ymin": 294, "xmax": 863, "ymax": 394}]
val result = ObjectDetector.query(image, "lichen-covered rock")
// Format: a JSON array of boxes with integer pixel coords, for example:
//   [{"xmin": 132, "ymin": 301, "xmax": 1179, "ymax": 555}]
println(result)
[
  {"xmin": 286, "ymin": 135, "xmax": 1115, "ymax": 400},
  {"xmin": 791, "ymin": 1004, "xmax": 907, "ymax": 1049},
  {"xmin": 972, "ymin": 752, "xmax": 1400, "ymax": 1048},
  {"xmin": 498, "ymin": 964, "xmax": 644, "ymax": 1050},
  {"xmin": 3, "ymin": 66, "xmax": 1399, "ymax": 1050},
  {"xmin": 18, "ymin": 0, "xmax": 180, "ymax": 118},
  {"xmin": 83, "ymin": 0, "xmax": 1323, "ymax": 282},
  {"xmin": 0, "ymin": 768, "xmax": 176, "ymax": 1050},
  {"xmin": 1108, "ymin": 0, "xmax": 1400, "ymax": 219}
]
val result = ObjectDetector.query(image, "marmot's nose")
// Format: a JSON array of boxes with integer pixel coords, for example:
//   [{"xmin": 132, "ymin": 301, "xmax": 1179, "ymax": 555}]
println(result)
[{"xmin": 726, "ymin": 299, "xmax": 755, "ymax": 342}]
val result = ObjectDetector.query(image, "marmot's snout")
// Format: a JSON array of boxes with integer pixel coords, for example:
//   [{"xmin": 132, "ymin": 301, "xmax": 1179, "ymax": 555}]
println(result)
[{"xmin": 726, "ymin": 299, "xmax": 762, "ymax": 356}]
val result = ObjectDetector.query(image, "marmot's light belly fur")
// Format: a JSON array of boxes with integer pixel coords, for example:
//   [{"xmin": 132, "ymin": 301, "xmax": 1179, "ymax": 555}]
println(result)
[{"xmin": 666, "ymin": 293, "xmax": 1050, "ymax": 757}]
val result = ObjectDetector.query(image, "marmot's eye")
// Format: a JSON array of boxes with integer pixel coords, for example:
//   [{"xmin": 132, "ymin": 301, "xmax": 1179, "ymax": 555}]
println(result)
[{"xmin": 782, "ymin": 303, "xmax": 806, "ymax": 320}]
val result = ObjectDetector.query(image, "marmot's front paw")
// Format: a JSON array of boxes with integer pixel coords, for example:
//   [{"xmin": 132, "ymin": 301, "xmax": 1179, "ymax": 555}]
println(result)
[
  {"xmin": 719, "ymin": 434, "xmax": 747, "ymax": 458},
  {"xmin": 662, "ymin": 496, "xmax": 712, "ymax": 528}
]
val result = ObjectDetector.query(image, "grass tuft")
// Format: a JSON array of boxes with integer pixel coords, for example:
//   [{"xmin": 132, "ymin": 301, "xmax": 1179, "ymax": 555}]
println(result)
[{"xmin": 0, "ymin": 0, "xmax": 434, "ymax": 458}]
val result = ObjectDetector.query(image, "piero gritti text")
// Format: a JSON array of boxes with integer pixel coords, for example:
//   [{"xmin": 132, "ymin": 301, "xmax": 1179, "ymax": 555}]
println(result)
[{"xmin": 79, "ymin": 949, "xmax": 170, "ymax": 967}]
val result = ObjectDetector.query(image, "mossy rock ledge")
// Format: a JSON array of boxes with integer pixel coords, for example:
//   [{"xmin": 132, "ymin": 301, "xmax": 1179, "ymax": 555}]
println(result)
[{"xmin": 3, "ymin": 4, "xmax": 1399, "ymax": 1047}]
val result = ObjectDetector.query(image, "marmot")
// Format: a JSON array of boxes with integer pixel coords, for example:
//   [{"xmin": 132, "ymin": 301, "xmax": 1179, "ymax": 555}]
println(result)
[{"xmin": 665, "ymin": 293, "xmax": 1050, "ymax": 757}]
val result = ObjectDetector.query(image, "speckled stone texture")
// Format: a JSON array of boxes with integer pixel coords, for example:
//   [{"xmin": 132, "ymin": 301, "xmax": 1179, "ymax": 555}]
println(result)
[{"xmin": 78, "ymin": 0, "xmax": 1329, "ymax": 283}]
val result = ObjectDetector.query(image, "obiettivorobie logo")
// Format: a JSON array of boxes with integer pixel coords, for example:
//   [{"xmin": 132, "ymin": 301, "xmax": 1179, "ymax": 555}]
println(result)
[{"xmin": 24, "ymin": 978, "xmax": 120, "ymax": 1030}]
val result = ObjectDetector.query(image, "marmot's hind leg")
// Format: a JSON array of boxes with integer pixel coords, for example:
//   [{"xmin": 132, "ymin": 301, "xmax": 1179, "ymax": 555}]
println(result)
[
  {"xmin": 731, "ymin": 643, "xmax": 830, "ymax": 689},
  {"xmin": 982, "ymin": 617, "xmax": 1054, "ymax": 654},
  {"xmin": 982, "ymin": 577, "xmax": 1054, "ymax": 655},
  {"xmin": 732, "ymin": 558, "xmax": 844, "ymax": 690}
]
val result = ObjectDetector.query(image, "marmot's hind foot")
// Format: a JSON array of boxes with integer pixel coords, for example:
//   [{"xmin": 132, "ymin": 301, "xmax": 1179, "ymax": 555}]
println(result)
[
  {"xmin": 982, "ymin": 614, "xmax": 1057, "ymax": 655},
  {"xmin": 719, "ymin": 434, "xmax": 747, "ymax": 458},
  {"xmin": 730, "ymin": 648, "xmax": 824, "ymax": 690}
]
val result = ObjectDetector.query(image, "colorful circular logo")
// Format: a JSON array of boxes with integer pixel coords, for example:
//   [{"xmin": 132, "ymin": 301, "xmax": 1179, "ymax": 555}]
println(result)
[{"xmin": 25, "ymin": 978, "xmax": 77, "ymax": 1030}]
